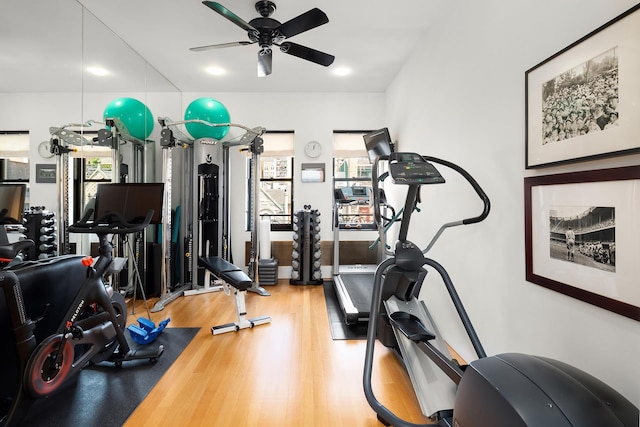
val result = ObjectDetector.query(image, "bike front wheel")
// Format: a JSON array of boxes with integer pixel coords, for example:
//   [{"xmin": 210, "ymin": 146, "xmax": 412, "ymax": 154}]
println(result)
[{"xmin": 24, "ymin": 334, "xmax": 73, "ymax": 398}]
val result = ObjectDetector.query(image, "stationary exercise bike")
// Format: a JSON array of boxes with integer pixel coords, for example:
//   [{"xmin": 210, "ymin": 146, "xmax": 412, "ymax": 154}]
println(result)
[
  {"xmin": 363, "ymin": 152, "xmax": 638, "ymax": 426},
  {"xmin": 0, "ymin": 209, "xmax": 164, "ymax": 427}
]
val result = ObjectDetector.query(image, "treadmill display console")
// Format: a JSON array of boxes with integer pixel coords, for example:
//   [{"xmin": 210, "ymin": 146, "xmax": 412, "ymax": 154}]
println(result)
[{"xmin": 388, "ymin": 152, "xmax": 445, "ymax": 185}]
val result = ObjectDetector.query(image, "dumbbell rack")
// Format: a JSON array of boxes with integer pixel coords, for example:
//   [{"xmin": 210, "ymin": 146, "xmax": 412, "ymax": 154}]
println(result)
[
  {"xmin": 290, "ymin": 205, "xmax": 323, "ymax": 285},
  {"xmin": 23, "ymin": 207, "xmax": 57, "ymax": 260}
]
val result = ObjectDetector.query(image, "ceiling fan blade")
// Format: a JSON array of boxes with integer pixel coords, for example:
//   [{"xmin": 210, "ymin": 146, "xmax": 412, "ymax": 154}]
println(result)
[
  {"xmin": 190, "ymin": 41, "xmax": 254, "ymax": 52},
  {"xmin": 258, "ymin": 49, "xmax": 273, "ymax": 77},
  {"xmin": 279, "ymin": 42, "xmax": 335, "ymax": 67},
  {"xmin": 202, "ymin": 1, "xmax": 258, "ymax": 33},
  {"xmin": 277, "ymin": 8, "xmax": 329, "ymax": 38}
]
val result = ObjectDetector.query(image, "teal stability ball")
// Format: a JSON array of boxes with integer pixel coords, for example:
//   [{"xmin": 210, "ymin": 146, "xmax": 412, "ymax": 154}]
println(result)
[
  {"xmin": 103, "ymin": 97, "xmax": 154, "ymax": 140},
  {"xmin": 184, "ymin": 97, "xmax": 230, "ymax": 140}
]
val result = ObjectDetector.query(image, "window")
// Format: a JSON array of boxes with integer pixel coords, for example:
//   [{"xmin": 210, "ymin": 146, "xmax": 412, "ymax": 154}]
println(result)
[
  {"xmin": 0, "ymin": 132, "xmax": 30, "ymax": 182},
  {"xmin": 257, "ymin": 131, "xmax": 294, "ymax": 231},
  {"xmin": 73, "ymin": 142, "xmax": 114, "ymax": 221},
  {"xmin": 333, "ymin": 131, "xmax": 375, "ymax": 229},
  {"xmin": 0, "ymin": 131, "xmax": 30, "ymax": 210}
]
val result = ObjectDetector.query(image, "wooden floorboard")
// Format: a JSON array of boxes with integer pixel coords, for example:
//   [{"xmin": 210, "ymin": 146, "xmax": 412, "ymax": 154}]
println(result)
[{"xmin": 124, "ymin": 281, "xmax": 430, "ymax": 427}]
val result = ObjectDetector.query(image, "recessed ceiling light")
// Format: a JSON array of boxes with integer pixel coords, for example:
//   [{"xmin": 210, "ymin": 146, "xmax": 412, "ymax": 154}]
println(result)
[
  {"xmin": 86, "ymin": 66, "xmax": 110, "ymax": 76},
  {"xmin": 205, "ymin": 66, "xmax": 226, "ymax": 76},
  {"xmin": 332, "ymin": 67, "xmax": 352, "ymax": 77}
]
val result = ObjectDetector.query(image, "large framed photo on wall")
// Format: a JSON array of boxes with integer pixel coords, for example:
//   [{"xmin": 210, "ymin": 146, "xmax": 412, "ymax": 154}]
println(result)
[
  {"xmin": 525, "ymin": 3, "xmax": 640, "ymax": 168},
  {"xmin": 524, "ymin": 166, "xmax": 640, "ymax": 321}
]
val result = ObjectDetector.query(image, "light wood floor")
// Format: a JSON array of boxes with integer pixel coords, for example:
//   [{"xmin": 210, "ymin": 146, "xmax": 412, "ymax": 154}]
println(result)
[{"xmin": 123, "ymin": 281, "xmax": 430, "ymax": 427}]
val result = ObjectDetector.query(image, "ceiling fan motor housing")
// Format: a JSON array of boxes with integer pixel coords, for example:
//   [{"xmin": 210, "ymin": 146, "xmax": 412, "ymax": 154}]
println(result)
[
  {"xmin": 255, "ymin": 1, "xmax": 276, "ymax": 17},
  {"xmin": 247, "ymin": 17, "xmax": 282, "ymax": 47}
]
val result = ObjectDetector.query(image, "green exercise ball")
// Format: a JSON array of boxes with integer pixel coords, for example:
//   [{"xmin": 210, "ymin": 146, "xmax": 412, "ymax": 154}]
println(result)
[
  {"xmin": 103, "ymin": 97, "xmax": 154, "ymax": 140},
  {"xmin": 184, "ymin": 97, "xmax": 230, "ymax": 140}
]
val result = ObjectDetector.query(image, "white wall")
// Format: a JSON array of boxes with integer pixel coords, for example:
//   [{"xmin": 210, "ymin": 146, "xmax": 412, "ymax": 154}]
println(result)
[{"xmin": 384, "ymin": 0, "xmax": 640, "ymax": 406}]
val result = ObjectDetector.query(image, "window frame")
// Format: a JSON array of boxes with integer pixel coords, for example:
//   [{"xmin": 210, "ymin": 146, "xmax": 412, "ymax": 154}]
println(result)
[
  {"xmin": 332, "ymin": 130, "xmax": 376, "ymax": 230},
  {"xmin": 71, "ymin": 132, "xmax": 113, "ymax": 222},
  {"xmin": 253, "ymin": 131, "xmax": 295, "ymax": 232},
  {"xmin": 0, "ymin": 131, "xmax": 30, "ymax": 183}
]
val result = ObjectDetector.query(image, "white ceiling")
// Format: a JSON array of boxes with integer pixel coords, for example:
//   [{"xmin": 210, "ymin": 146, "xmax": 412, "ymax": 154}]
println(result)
[{"xmin": 1, "ymin": 0, "xmax": 447, "ymax": 94}]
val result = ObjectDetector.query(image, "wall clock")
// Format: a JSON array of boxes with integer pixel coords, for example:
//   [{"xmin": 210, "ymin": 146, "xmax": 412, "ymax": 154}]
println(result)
[
  {"xmin": 38, "ymin": 140, "xmax": 55, "ymax": 159},
  {"xmin": 304, "ymin": 140, "xmax": 322, "ymax": 158}
]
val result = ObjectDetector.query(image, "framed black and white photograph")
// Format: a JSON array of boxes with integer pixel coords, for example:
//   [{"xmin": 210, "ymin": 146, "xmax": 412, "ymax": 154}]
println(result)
[
  {"xmin": 525, "ymin": 3, "xmax": 640, "ymax": 168},
  {"xmin": 524, "ymin": 166, "xmax": 640, "ymax": 321},
  {"xmin": 35, "ymin": 163, "xmax": 57, "ymax": 183}
]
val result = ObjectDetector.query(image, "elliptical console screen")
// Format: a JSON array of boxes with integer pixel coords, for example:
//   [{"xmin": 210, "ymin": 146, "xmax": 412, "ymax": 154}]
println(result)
[
  {"xmin": 363, "ymin": 128, "xmax": 393, "ymax": 164},
  {"xmin": 389, "ymin": 153, "xmax": 445, "ymax": 185}
]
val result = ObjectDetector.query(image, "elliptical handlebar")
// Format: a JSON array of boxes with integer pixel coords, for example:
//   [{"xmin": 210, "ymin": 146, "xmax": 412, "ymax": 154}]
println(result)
[
  {"xmin": 371, "ymin": 153, "xmax": 490, "ymax": 255},
  {"xmin": 423, "ymin": 156, "xmax": 490, "ymax": 226},
  {"xmin": 68, "ymin": 209, "xmax": 154, "ymax": 235},
  {"xmin": 421, "ymin": 156, "xmax": 490, "ymax": 254},
  {"xmin": 371, "ymin": 154, "xmax": 389, "ymax": 234}
]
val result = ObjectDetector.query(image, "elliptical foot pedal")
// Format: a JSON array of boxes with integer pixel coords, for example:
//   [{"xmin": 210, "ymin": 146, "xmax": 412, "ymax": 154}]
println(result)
[{"xmin": 389, "ymin": 311, "xmax": 436, "ymax": 342}]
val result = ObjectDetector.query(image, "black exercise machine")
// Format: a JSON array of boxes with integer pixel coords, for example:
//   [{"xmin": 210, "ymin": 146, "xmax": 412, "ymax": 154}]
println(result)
[{"xmin": 363, "ymin": 152, "xmax": 638, "ymax": 426}]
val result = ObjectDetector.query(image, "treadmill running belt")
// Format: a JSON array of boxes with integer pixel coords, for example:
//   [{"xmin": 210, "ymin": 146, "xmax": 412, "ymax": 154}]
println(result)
[
  {"xmin": 341, "ymin": 273, "xmax": 374, "ymax": 313},
  {"xmin": 323, "ymin": 281, "xmax": 368, "ymax": 340}
]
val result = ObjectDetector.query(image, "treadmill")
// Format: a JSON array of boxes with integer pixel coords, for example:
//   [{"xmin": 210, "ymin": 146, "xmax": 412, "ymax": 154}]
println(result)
[
  {"xmin": 332, "ymin": 187, "xmax": 380, "ymax": 325},
  {"xmin": 332, "ymin": 127, "xmax": 395, "ymax": 325}
]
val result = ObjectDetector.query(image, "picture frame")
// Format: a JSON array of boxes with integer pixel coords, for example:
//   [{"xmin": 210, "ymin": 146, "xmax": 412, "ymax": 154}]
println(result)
[
  {"xmin": 35, "ymin": 164, "xmax": 57, "ymax": 183},
  {"xmin": 524, "ymin": 166, "xmax": 640, "ymax": 321},
  {"xmin": 300, "ymin": 163, "xmax": 325, "ymax": 183},
  {"xmin": 525, "ymin": 3, "xmax": 640, "ymax": 168}
]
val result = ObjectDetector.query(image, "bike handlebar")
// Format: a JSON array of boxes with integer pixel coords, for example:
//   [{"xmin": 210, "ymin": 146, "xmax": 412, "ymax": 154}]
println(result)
[{"xmin": 68, "ymin": 209, "xmax": 155, "ymax": 235}]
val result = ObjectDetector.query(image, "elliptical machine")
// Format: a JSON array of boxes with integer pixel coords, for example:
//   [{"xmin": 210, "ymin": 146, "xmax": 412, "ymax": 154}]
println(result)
[{"xmin": 363, "ymin": 152, "xmax": 638, "ymax": 427}]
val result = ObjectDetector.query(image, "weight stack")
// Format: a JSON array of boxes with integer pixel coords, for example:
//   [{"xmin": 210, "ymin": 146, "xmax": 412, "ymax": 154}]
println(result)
[
  {"xmin": 258, "ymin": 257, "xmax": 279, "ymax": 285},
  {"xmin": 290, "ymin": 205, "xmax": 323, "ymax": 285},
  {"xmin": 22, "ymin": 207, "xmax": 57, "ymax": 260}
]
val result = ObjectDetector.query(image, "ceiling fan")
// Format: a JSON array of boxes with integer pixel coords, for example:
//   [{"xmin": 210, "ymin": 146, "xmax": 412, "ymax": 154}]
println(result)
[{"xmin": 190, "ymin": 1, "xmax": 335, "ymax": 77}]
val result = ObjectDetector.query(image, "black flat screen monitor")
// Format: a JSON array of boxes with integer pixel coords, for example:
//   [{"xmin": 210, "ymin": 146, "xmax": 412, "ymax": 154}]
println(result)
[
  {"xmin": 363, "ymin": 128, "xmax": 393, "ymax": 164},
  {"xmin": 94, "ymin": 183, "xmax": 164, "ymax": 225},
  {"xmin": 0, "ymin": 184, "xmax": 26, "ymax": 224}
]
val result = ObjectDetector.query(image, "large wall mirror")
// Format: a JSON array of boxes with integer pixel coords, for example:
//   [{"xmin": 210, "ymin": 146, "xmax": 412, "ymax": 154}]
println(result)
[{"xmin": 0, "ymin": 0, "xmax": 181, "ymax": 252}]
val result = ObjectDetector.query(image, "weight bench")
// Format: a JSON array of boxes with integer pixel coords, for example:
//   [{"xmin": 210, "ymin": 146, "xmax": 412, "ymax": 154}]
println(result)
[
  {"xmin": 197, "ymin": 256, "xmax": 271, "ymax": 335},
  {"xmin": 183, "ymin": 257, "xmax": 224, "ymax": 297}
]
